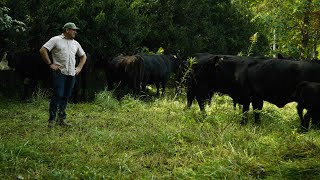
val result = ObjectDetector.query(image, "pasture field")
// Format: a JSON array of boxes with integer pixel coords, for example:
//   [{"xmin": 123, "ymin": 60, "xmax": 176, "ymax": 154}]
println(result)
[{"xmin": 1, "ymin": 91, "xmax": 320, "ymax": 179}]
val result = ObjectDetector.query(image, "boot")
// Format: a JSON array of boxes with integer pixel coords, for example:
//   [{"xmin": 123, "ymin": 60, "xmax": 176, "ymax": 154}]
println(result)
[
  {"xmin": 48, "ymin": 119, "xmax": 55, "ymax": 129},
  {"xmin": 58, "ymin": 118, "xmax": 72, "ymax": 127}
]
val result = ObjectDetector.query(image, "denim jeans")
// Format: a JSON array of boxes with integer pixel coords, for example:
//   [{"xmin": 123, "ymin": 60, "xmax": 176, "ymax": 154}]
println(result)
[{"xmin": 49, "ymin": 71, "xmax": 76, "ymax": 120}]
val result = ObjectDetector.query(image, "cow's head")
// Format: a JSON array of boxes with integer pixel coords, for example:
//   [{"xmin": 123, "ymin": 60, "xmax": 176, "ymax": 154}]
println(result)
[
  {"xmin": 205, "ymin": 55, "xmax": 225, "ymax": 81},
  {"xmin": 169, "ymin": 54, "xmax": 183, "ymax": 69}
]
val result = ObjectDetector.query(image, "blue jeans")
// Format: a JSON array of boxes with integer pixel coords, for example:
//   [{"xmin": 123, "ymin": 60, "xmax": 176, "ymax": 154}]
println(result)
[{"xmin": 49, "ymin": 71, "xmax": 76, "ymax": 120}]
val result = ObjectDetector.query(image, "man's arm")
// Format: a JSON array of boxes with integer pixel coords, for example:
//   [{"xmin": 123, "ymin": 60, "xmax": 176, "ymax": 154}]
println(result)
[
  {"xmin": 39, "ymin": 47, "xmax": 62, "ymax": 70},
  {"xmin": 39, "ymin": 47, "xmax": 52, "ymax": 65},
  {"xmin": 75, "ymin": 54, "xmax": 87, "ymax": 75}
]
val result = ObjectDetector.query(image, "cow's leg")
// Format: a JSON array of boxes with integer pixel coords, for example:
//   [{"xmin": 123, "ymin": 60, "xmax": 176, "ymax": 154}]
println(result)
[
  {"xmin": 127, "ymin": 80, "xmax": 134, "ymax": 94},
  {"xmin": 141, "ymin": 80, "xmax": 147, "ymax": 93},
  {"xmin": 22, "ymin": 77, "xmax": 32, "ymax": 100},
  {"xmin": 240, "ymin": 102, "xmax": 250, "ymax": 125},
  {"xmin": 130, "ymin": 76, "xmax": 137, "ymax": 94},
  {"xmin": 155, "ymin": 82, "xmax": 160, "ymax": 96},
  {"xmin": 116, "ymin": 82, "xmax": 124, "ymax": 100},
  {"xmin": 205, "ymin": 92, "xmax": 213, "ymax": 106},
  {"xmin": 29, "ymin": 79, "xmax": 38, "ymax": 99},
  {"xmin": 141, "ymin": 84, "xmax": 146, "ymax": 94},
  {"xmin": 253, "ymin": 100, "xmax": 263, "ymax": 124},
  {"xmin": 233, "ymin": 99, "xmax": 237, "ymax": 110},
  {"xmin": 135, "ymin": 76, "xmax": 141, "ymax": 94},
  {"xmin": 106, "ymin": 79, "xmax": 113, "ymax": 91},
  {"xmin": 301, "ymin": 110, "xmax": 311, "ymax": 131},
  {"xmin": 296, "ymin": 104, "xmax": 304, "ymax": 121},
  {"xmin": 196, "ymin": 96, "xmax": 206, "ymax": 112},
  {"xmin": 186, "ymin": 89, "xmax": 195, "ymax": 109},
  {"xmin": 161, "ymin": 81, "xmax": 166, "ymax": 95}
]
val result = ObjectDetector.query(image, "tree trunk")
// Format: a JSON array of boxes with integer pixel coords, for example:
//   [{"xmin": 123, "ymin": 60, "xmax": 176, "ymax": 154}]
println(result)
[
  {"xmin": 300, "ymin": 0, "xmax": 312, "ymax": 59},
  {"xmin": 272, "ymin": 28, "xmax": 277, "ymax": 58}
]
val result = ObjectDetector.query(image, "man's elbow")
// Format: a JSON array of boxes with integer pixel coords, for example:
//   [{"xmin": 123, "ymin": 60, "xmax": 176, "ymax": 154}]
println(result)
[
  {"xmin": 81, "ymin": 54, "xmax": 87, "ymax": 61},
  {"xmin": 39, "ymin": 47, "xmax": 46, "ymax": 54}
]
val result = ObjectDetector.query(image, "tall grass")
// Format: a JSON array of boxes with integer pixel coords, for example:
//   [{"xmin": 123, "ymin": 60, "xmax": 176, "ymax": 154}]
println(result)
[{"xmin": 1, "ymin": 91, "xmax": 320, "ymax": 179}]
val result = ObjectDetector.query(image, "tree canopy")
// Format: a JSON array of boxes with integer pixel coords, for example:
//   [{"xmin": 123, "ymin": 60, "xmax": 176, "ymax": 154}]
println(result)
[{"xmin": 1, "ymin": 0, "xmax": 319, "ymax": 60}]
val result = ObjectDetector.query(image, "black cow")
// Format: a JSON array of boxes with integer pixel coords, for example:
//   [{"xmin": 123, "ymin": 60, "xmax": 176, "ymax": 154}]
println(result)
[
  {"xmin": 186, "ymin": 53, "xmax": 219, "ymax": 111},
  {"xmin": 187, "ymin": 53, "xmax": 255, "ymax": 111},
  {"xmin": 6, "ymin": 50, "xmax": 52, "ymax": 100},
  {"xmin": 187, "ymin": 53, "xmax": 320, "ymax": 125},
  {"xmin": 238, "ymin": 58, "xmax": 320, "ymax": 125},
  {"xmin": 105, "ymin": 54, "xmax": 144, "ymax": 100},
  {"xmin": 292, "ymin": 81, "xmax": 320, "ymax": 130},
  {"xmin": 140, "ymin": 54, "xmax": 182, "ymax": 96},
  {"xmin": 208, "ymin": 56, "xmax": 320, "ymax": 125},
  {"xmin": 186, "ymin": 53, "xmax": 270, "ymax": 123}
]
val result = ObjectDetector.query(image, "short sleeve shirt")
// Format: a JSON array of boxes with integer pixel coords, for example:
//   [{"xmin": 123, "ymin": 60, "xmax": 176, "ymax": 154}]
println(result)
[{"xmin": 43, "ymin": 34, "xmax": 85, "ymax": 76}]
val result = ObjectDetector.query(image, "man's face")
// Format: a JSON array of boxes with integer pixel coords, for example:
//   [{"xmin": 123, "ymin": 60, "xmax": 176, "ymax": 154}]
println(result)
[{"xmin": 66, "ymin": 29, "xmax": 77, "ymax": 39}]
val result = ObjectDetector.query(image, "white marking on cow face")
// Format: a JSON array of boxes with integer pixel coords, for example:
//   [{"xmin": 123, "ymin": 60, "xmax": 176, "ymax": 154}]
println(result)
[{"xmin": 0, "ymin": 53, "xmax": 11, "ymax": 70}]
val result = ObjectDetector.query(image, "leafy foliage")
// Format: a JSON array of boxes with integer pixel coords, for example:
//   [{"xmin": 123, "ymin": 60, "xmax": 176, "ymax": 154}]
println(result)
[
  {"xmin": 2, "ymin": 0, "xmax": 269, "ymax": 60},
  {"xmin": 0, "ymin": 6, "xmax": 26, "ymax": 51},
  {"xmin": 3, "ymin": 0, "xmax": 320, "ymax": 60},
  {"xmin": 244, "ymin": 0, "xmax": 320, "ymax": 59}
]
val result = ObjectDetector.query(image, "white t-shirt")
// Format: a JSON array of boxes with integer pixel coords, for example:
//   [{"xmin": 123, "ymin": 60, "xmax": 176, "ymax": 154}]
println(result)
[{"xmin": 43, "ymin": 34, "xmax": 85, "ymax": 76}]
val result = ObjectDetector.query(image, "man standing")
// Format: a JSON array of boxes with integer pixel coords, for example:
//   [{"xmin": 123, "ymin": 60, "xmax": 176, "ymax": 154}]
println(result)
[{"xmin": 40, "ymin": 22, "xmax": 87, "ymax": 128}]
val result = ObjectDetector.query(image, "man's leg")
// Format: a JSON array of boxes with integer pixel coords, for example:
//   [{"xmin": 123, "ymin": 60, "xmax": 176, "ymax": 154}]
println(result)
[
  {"xmin": 58, "ymin": 75, "xmax": 76, "ymax": 127},
  {"xmin": 48, "ymin": 71, "xmax": 66, "ymax": 128}
]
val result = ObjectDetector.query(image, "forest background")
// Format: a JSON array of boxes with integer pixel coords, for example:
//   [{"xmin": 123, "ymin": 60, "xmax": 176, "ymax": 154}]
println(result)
[{"xmin": 1, "ymin": 0, "xmax": 320, "ymax": 60}]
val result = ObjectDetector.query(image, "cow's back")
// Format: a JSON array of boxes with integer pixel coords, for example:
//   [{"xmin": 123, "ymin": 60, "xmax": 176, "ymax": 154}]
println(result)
[
  {"xmin": 7, "ymin": 51, "xmax": 50, "ymax": 80},
  {"xmin": 5, "ymin": 50, "xmax": 52, "ymax": 99},
  {"xmin": 106, "ymin": 55, "xmax": 144, "ymax": 96},
  {"xmin": 142, "ymin": 54, "xmax": 170, "ymax": 82},
  {"xmin": 141, "ymin": 54, "xmax": 181, "ymax": 94},
  {"xmin": 246, "ymin": 59, "xmax": 320, "ymax": 107}
]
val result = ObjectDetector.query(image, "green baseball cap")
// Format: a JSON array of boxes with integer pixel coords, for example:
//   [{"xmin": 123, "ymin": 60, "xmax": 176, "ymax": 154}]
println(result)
[{"xmin": 63, "ymin": 22, "xmax": 80, "ymax": 30}]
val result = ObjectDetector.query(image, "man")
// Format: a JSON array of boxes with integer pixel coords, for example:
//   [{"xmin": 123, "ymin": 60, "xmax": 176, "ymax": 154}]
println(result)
[{"xmin": 40, "ymin": 22, "xmax": 87, "ymax": 128}]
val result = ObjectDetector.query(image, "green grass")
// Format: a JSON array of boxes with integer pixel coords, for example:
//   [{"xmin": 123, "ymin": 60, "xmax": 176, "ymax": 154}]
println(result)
[{"xmin": 1, "ymin": 91, "xmax": 320, "ymax": 179}]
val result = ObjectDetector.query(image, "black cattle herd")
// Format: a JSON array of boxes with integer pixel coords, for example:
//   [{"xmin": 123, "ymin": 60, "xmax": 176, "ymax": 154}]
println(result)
[{"xmin": 1, "ymin": 50, "xmax": 320, "ymax": 131}]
